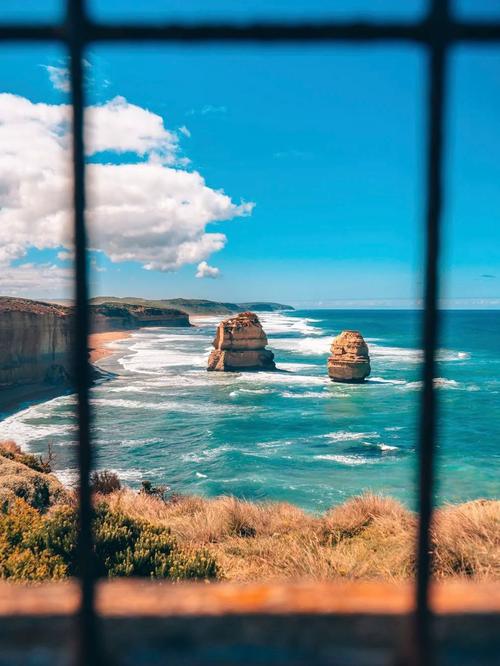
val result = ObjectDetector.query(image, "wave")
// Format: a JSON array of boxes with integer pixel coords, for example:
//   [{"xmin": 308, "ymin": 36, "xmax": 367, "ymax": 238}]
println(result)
[
  {"xmin": 0, "ymin": 397, "xmax": 77, "ymax": 446},
  {"xmin": 229, "ymin": 388, "xmax": 274, "ymax": 398},
  {"xmin": 313, "ymin": 454, "xmax": 375, "ymax": 466},
  {"xmin": 108, "ymin": 437, "xmax": 161, "ymax": 448},
  {"xmin": 181, "ymin": 445, "xmax": 233, "ymax": 463},
  {"xmin": 119, "ymin": 347, "xmax": 207, "ymax": 373},
  {"xmin": 370, "ymin": 344, "xmax": 470, "ymax": 363},
  {"xmin": 280, "ymin": 390, "xmax": 330, "ymax": 399},
  {"xmin": 403, "ymin": 378, "xmax": 479, "ymax": 391},
  {"xmin": 270, "ymin": 336, "xmax": 331, "ymax": 356},
  {"xmin": 0, "ymin": 419, "xmax": 75, "ymax": 446},
  {"xmin": 237, "ymin": 372, "xmax": 327, "ymax": 386},
  {"xmin": 362, "ymin": 441, "xmax": 399, "ymax": 452},
  {"xmin": 91, "ymin": 397, "xmax": 252, "ymax": 414},
  {"xmin": 367, "ymin": 376, "xmax": 408, "ymax": 385},
  {"xmin": 259, "ymin": 313, "xmax": 323, "ymax": 336},
  {"xmin": 323, "ymin": 431, "xmax": 380, "ymax": 442},
  {"xmin": 278, "ymin": 362, "xmax": 317, "ymax": 371}
]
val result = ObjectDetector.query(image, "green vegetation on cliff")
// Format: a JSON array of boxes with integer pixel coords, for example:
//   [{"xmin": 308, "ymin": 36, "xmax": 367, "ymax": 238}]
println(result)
[
  {"xmin": 90, "ymin": 296, "xmax": 294, "ymax": 315},
  {"xmin": 0, "ymin": 443, "xmax": 218, "ymax": 582}
]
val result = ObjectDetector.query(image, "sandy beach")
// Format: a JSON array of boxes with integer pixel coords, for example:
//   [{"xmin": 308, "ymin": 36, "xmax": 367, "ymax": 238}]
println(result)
[{"xmin": 88, "ymin": 331, "xmax": 131, "ymax": 364}]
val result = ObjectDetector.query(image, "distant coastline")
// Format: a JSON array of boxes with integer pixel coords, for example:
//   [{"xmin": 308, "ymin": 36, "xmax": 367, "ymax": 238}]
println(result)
[{"xmin": 0, "ymin": 296, "xmax": 292, "ymax": 418}]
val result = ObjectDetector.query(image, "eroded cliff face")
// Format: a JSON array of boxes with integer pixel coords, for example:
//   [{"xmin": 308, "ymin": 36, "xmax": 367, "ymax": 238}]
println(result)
[
  {"xmin": 207, "ymin": 312, "xmax": 276, "ymax": 372},
  {"xmin": 0, "ymin": 299, "xmax": 72, "ymax": 388}
]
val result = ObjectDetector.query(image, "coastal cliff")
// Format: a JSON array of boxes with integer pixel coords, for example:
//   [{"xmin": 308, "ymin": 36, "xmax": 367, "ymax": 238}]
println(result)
[
  {"xmin": 90, "ymin": 303, "xmax": 191, "ymax": 332},
  {"xmin": 0, "ymin": 297, "xmax": 191, "ymax": 397},
  {"xmin": 0, "ymin": 298, "xmax": 72, "ymax": 389}
]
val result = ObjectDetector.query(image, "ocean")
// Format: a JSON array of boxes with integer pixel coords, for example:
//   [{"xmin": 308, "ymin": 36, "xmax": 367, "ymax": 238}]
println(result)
[{"xmin": 0, "ymin": 310, "xmax": 498, "ymax": 512}]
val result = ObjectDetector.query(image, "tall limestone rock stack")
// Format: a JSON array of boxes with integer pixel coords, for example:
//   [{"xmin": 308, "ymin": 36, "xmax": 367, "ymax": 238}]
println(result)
[
  {"xmin": 207, "ymin": 312, "xmax": 276, "ymax": 372},
  {"xmin": 327, "ymin": 330, "xmax": 371, "ymax": 383}
]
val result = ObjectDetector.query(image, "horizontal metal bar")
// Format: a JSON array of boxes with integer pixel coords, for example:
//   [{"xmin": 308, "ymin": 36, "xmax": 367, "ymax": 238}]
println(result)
[
  {"xmin": 0, "ymin": 24, "xmax": 62, "ymax": 40},
  {"xmin": 0, "ymin": 19, "xmax": 500, "ymax": 45},
  {"xmin": 78, "ymin": 20, "xmax": 430, "ymax": 44}
]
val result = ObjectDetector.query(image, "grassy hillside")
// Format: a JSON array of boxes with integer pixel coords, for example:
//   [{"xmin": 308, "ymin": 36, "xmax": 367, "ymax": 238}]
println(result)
[
  {"xmin": 1, "ymin": 440, "xmax": 497, "ymax": 583},
  {"xmin": 106, "ymin": 489, "xmax": 499, "ymax": 582},
  {"xmin": 90, "ymin": 296, "xmax": 294, "ymax": 315}
]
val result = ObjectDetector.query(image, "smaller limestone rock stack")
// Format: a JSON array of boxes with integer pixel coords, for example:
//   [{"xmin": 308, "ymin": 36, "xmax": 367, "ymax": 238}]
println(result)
[
  {"xmin": 207, "ymin": 312, "xmax": 276, "ymax": 372},
  {"xmin": 327, "ymin": 330, "xmax": 371, "ymax": 383}
]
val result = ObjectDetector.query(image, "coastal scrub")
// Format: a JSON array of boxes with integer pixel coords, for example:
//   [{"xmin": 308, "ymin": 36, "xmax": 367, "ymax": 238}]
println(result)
[{"xmin": 0, "ymin": 499, "xmax": 218, "ymax": 582}]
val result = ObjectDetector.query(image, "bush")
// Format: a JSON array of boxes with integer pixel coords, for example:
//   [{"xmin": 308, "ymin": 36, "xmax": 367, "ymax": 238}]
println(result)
[
  {"xmin": 0, "ymin": 500, "xmax": 68, "ymax": 580},
  {"xmin": 0, "ymin": 455, "xmax": 68, "ymax": 512},
  {"xmin": 0, "ymin": 499, "xmax": 219, "ymax": 582},
  {"xmin": 91, "ymin": 470, "xmax": 121, "ymax": 495},
  {"xmin": 0, "ymin": 440, "xmax": 53, "ymax": 474},
  {"xmin": 140, "ymin": 480, "xmax": 169, "ymax": 502}
]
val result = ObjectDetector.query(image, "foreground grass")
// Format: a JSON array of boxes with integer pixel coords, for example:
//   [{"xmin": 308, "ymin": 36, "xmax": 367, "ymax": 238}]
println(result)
[
  {"xmin": 1, "ymin": 440, "xmax": 498, "ymax": 582},
  {"xmin": 103, "ymin": 490, "xmax": 500, "ymax": 582}
]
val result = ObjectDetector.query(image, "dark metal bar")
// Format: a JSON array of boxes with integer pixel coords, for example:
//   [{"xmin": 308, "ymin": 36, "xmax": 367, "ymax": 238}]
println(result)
[
  {"xmin": 414, "ymin": 2, "xmax": 448, "ymax": 665},
  {"xmin": 84, "ymin": 20, "xmax": 428, "ymax": 44},
  {"xmin": 66, "ymin": 1, "xmax": 101, "ymax": 665},
  {"xmin": 0, "ymin": 24, "xmax": 63, "ymax": 40},
  {"xmin": 1, "ymin": 18, "xmax": 500, "ymax": 44}
]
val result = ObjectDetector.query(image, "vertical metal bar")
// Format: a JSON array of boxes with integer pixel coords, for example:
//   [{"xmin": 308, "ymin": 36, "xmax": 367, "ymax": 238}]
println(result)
[
  {"xmin": 67, "ymin": 0, "xmax": 100, "ymax": 664},
  {"xmin": 414, "ymin": 2, "xmax": 448, "ymax": 665}
]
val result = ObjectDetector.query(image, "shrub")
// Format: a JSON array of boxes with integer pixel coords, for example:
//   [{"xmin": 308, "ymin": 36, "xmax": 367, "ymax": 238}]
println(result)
[
  {"xmin": 91, "ymin": 470, "xmax": 121, "ymax": 495},
  {"xmin": 0, "ymin": 455, "xmax": 68, "ymax": 512},
  {"xmin": 0, "ymin": 499, "xmax": 219, "ymax": 582},
  {"xmin": 140, "ymin": 480, "xmax": 170, "ymax": 502},
  {"xmin": 0, "ymin": 499, "xmax": 68, "ymax": 580},
  {"xmin": 0, "ymin": 440, "xmax": 53, "ymax": 474}
]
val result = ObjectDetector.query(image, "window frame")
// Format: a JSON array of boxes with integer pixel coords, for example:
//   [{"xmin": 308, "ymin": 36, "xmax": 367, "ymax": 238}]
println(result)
[{"xmin": 1, "ymin": 1, "xmax": 499, "ymax": 664}]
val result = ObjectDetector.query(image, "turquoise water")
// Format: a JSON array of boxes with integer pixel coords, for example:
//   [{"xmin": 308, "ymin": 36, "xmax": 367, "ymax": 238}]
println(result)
[{"xmin": 0, "ymin": 310, "xmax": 498, "ymax": 512}]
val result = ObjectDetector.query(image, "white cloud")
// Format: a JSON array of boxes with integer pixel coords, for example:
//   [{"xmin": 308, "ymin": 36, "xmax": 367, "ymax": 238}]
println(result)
[
  {"xmin": 178, "ymin": 125, "xmax": 191, "ymax": 138},
  {"xmin": 0, "ymin": 263, "xmax": 73, "ymax": 295},
  {"xmin": 0, "ymin": 92, "xmax": 254, "ymax": 293},
  {"xmin": 195, "ymin": 261, "xmax": 220, "ymax": 279},
  {"xmin": 43, "ymin": 65, "xmax": 70, "ymax": 93}
]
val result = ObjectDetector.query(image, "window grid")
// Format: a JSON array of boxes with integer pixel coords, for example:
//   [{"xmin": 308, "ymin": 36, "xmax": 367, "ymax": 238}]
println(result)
[{"xmin": 1, "ymin": 2, "xmax": 499, "ymax": 664}]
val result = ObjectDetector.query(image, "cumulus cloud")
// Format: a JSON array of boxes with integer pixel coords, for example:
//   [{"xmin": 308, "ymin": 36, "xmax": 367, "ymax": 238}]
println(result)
[
  {"xmin": 0, "ymin": 92, "xmax": 253, "ymax": 293},
  {"xmin": 0, "ymin": 263, "xmax": 73, "ymax": 295},
  {"xmin": 195, "ymin": 261, "xmax": 220, "ymax": 279}
]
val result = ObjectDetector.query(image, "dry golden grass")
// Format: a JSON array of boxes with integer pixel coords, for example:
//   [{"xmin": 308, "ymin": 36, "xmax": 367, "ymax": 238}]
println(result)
[
  {"xmin": 102, "ymin": 490, "xmax": 499, "ymax": 583},
  {"xmin": 431, "ymin": 500, "xmax": 500, "ymax": 580}
]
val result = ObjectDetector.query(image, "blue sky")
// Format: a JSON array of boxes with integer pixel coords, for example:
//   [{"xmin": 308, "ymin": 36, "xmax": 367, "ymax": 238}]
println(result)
[{"xmin": 0, "ymin": 1, "xmax": 499, "ymax": 308}]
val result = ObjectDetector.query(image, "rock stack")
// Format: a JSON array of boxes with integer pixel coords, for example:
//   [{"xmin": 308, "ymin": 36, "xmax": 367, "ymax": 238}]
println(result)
[
  {"xmin": 207, "ymin": 312, "xmax": 276, "ymax": 372},
  {"xmin": 327, "ymin": 330, "xmax": 371, "ymax": 383}
]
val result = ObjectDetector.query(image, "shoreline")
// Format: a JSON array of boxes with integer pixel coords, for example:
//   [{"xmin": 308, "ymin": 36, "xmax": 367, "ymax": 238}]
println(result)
[
  {"xmin": 88, "ymin": 330, "xmax": 132, "ymax": 365},
  {"xmin": 0, "ymin": 331, "xmax": 131, "ymax": 420}
]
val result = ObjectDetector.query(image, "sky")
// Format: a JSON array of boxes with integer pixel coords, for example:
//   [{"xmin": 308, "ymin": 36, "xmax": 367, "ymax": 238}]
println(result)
[{"xmin": 0, "ymin": 1, "xmax": 499, "ymax": 308}]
